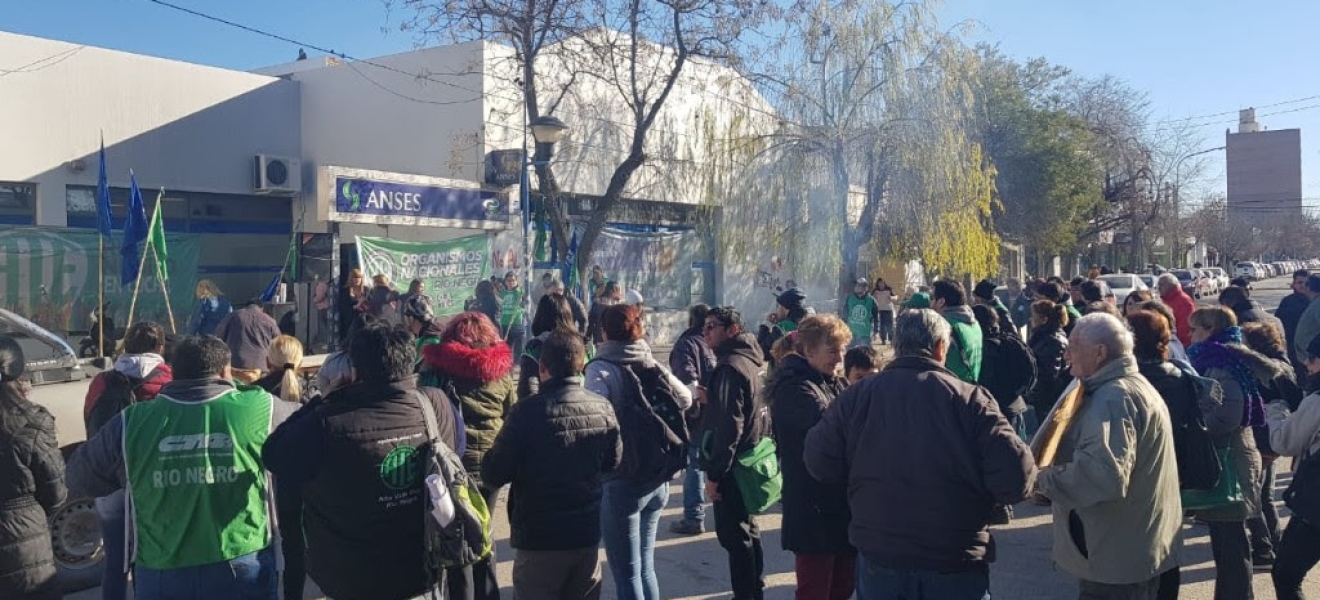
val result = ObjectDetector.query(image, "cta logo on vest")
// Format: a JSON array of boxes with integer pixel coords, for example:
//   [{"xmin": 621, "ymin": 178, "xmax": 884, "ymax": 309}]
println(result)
[{"xmin": 158, "ymin": 433, "xmax": 234, "ymax": 453}]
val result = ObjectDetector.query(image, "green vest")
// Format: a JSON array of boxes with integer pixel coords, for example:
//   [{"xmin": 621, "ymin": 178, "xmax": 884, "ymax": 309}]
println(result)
[
  {"xmin": 946, "ymin": 320, "xmax": 984, "ymax": 383},
  {"xmin": 123, "ymin": 387, "xmax": 274, "ymax": 569},
  {"xmin": 777, "ymin": 319, "xmax": 799, "ymax": 334},
  {"xmin": 500, "ymin": 288, "xmax": 524, "ymax": 328},
  {"xmin": 845, "ymin": 295, "xmax": 876, "ymax": 342}
]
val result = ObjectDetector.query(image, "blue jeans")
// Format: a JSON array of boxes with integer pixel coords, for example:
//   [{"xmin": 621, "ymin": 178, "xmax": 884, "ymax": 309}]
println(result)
[
  {"xmin": 856, "ymin": 554, "xmax": 990, "ymax": 600},
  {"xmin": 683, "ymin": 444, "xmax": 706, "ymax": 523},
  {"xmin": 601, "ymin": 479, "xmax": 669, "ymax": 600},
  {"xmin": 134, "ymin": 546, "xmax": 278, "ymax": 600},
  {"xmin": 95, "ymin": 491, "xmax": 129, "ymax": 600}
]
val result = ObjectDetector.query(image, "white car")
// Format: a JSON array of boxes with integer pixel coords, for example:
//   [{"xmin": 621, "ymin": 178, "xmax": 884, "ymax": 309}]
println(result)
[
  {"xmin": 1097, "ymin": 274, "xmax": 1149, "ymax": 306},
  {"xmin": 1236, "ymin": 262, "xmax": 1263, "ymax": 281},
  {"xmin": 1203, "ymin": 267, "xmax": 1230, "ymax": 292}
]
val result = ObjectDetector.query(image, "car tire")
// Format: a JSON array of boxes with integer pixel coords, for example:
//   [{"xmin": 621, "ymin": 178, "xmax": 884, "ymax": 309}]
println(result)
[{"xmin": 51, "ymin": 443, "xmax": 105, "ymax": 593}]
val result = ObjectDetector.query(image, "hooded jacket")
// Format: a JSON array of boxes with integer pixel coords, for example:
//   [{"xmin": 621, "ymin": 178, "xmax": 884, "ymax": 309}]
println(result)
[
  {"xmin": 1190, "ymin": 342, "xmax": 1275, "ymax": 521},
  {"xmin": 83, "ymin": 353, "xmax": 173, "ymax": 420},
  {"xmin": 584, "ymin": 340, "xmax": 693, "ymax": 413},
  {"xmin": 1028, "ymin": 326, "xmax": 1070, "ymax": 418},
  {"xmin": 942, "ymin": 305, "xmax": 983, "ymax": 383},
  {"xmin": 1037, "ymin": 356, "xmax": 1183, "ymax": 585},
  {"xmin": 0, "ymin": 395, "xmax": 66, "ymax": 599},
  {"xmin": 420, "ymin": 341, "xmax": 516, "ymax": 480},
  {"xmin": 803, "ymin": 356, "xmax": 1034, "ymax": 572},
  {"xmin": 698, "ymin": 333, "xmax": 767, "ymax": 482},
  {"xmin": 768, "ymin": 354, "xmax": 851, "ymax": 555}
]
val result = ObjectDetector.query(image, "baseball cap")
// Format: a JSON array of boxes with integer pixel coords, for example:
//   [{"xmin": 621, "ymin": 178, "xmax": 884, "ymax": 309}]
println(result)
[
  {"xmin": 855, "ymin": 277, "xmax": 869, "ymax": 286},
  {"xmin": 903, "ymin": 292, "xmax": 931, "ymax": 309}
]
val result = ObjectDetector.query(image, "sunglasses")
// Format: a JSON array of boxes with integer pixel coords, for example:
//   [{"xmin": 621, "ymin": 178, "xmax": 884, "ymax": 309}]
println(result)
[{"xmin": 704, "ymin": 322, "xmax": 728, "ymax": 331}]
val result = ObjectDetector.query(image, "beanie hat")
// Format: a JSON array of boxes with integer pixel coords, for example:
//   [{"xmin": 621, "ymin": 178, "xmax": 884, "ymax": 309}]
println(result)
[
  {"xmin": 903, "ymin": 292, "xmax": 931, "ymax": 310},
  {"xmin": 973, "ymin": 280, "xmax": 998, "ymax": 301},
  {"xmin": 776, "ymin": 288, "xmax": 806, "ymax": 310}
]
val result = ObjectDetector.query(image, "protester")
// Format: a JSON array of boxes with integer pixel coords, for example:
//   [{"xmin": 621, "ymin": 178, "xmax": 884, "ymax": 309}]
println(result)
[
  {"xmin": 402, "ymin": 294, "xmax": 445, "ymax": 350},
  {"xmin": 254, "ymin": 334, "xmax": 304, "ymax": 404},
  {"xmin": 500, "ymin": 271, "xmax": 527, "ymax": 358},
  {"xmin": 80, "ymin": 321, "xmax": 171, "ymax": 600},
  {"xmin": 1027, "ymin": 300, "xmax": 1071, "ymax": 432},
  {"xmin": 1007, "ymin": 278, "xmax": 1033, "ymax": 337},
  {"xmin": 804, "ymin": 309, "xmax": 1035, "ymax": 599},
  {"xmin": 1085, "ymin": 301, "xmax": 1122, "ymax": 319},
  {"xmin": 1221, "ymin": 285, "xmax": 1282, "ymax": 333},
  {"xmin": 669, "ymin": 303, "xmax": 717, "ymax": 536},
  {"xmin": 1138, "ymin": 300, "xmax": 1193, "ymax": 370},
  {"xmin": 1079, "ymin": 279, "xmax": 1115, "ymax": 307},
  {"xmin": 187, "ymin": 279, "xmax": 232, "ymax": 336},
  {"xmin": 339, "ymin": 268, "xmax": 369, "ymax": 342},
  {"xmin": 366, "ymin": 273, "xmax": 400, "ymax": 322},
  {"xmin": 1294, "ymin": 275, "xmax": 1320, "ymax": 363},
  {"xmin": 518, "ymin": 294, "xmax": 581, "ymax": 400},
  {"xmin": 1277, "ymin": 269, "xmax": 1312, "ymax": 373},
  {"xmin": 482, "ymin": 331, "xmax": 622, "ymax": 600},
  {"xmin": 1034, "ymin": 313, "xmax": 1182, "ymax": 598},
  {"xmin": 871, "ymin": 278, "xmax": 897, "ymax": 345},
  {"xmin": 972, "ymin": 304, "xmax": 1035, "ymax": 438},
  {"xmin": 843, "ymin": 345, "xmax": 881, "ymax": 384},
  {"xmin": 1240, "ymin": 321, "xmax": 1304, "ymax": 569},
  {"xmin": 1266, "ymin": 334, "xmax": 1320, "ymax": 600},
  {"xmin": 69, "ymin": 336, "xmax": 296, "ymax": 599},
  {"xmin": 587, "ymin": 281, "xmax": 623, "ymax": 345},
  {"xmin": 263, "ymin": 322, "xmax": 459, "ymax": 600},
  {"xmin": 415, "ymin": 311, "xmax": 514, "ymax": 600},
  {"xmin": 843, "ymin": 278, "xmax": 879, "ymax": 348},
  {"xmin": 973, "ymin": 278, "xmax": 1016, "ymax": 334},
  {"xmin": 767, "ymin": 315, "xmax": 855, "ymax": 600},
  {"xmin": 1122, "ymin": 289, "xmax": 1155, "ymax": 316},
  {"xmin": 0, "ymin": 336, "xmax": 66, "ymax": 600},
  {"xmin": 213, "ymin": 298, "xmax": 281, "ymax": 383},
  {"xmin": 1069, "ymin": 276, "xmax": 1088, "ymax": 308},
  {"xmin": 399, "ymin": 278, "xmax": 429, "ymax": 311},
  {"xmin": 531, "ymin": 272, "xmax": 554, "ymax": 308},
  {"xmin": 588, "ymin": 265, "xmax": 609, "ymax": 302},
  {"xmin": 901, "ymin": 291, "xmax": 931, "ymax": 310},
  {"xmin": 1157, "ymin": 273, "xmax": 1196, "ymax": 347},
  {"xmin": 759, "ymin": 288, "xmax": 809, "ymax": 367},
  {"xmin": 699, "ymin": 306, "xmax": 770, "ymax": 600},
  {"xmin": 1187, "ymin": 307, "xmax": 1269, "ymax": 599},
  {"xmin": 585, "ymin": 304, "xmax": 692, "ymax": 600},
  {"xmin": 1038, "ymin": 281, "xmax": 1080, "ymax": 334},
  {"xmin": 547, "ymin": 279, "xmax": 589, "ymax": 333},
  {"xmin": 313, "ymin": 274, "xmax": 331, "ymax": 348},
  {"xmin": 931, "ymin": 280, "xmax": 982, "ymax": 383}
]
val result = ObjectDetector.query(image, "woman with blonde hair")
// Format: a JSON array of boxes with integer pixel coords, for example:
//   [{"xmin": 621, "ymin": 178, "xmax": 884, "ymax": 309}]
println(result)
[
  {"xmin": 256, "ymin": 335, "xmax": 304, "ymax": 404},
  {"xmin": 339, "ymin": 268, "xmax": 369, "ymax": 343},
  {"xmin": 187, "ymin": 279, "xmax": 232, "ymax": 336},
  {"xmin": 767, "ymin": 314, "xmax": 855, "ymax": 600}
]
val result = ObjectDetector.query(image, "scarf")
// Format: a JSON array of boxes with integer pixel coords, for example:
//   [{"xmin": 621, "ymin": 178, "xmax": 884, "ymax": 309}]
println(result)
[{"xmin": 1187, "ymin": 326, "xmax": 1266, "ymax": 427}]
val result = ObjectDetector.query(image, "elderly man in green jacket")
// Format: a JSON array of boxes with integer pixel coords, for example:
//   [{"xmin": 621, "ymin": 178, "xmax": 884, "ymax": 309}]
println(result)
[{"xmin": 1036, "ymin": 313, "xmax": 1182, "ymax": 599}]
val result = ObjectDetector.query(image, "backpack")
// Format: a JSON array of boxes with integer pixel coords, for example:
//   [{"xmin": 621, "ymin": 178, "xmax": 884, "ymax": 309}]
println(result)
[
  {"xmin": 1172, "ymin": 372, "xmax": 1224, "ymax": 491},
  {"xmin": 609, "ymin": 362, "xmax": 691, "ymax": 489},
  {"xmin": 978, "ymin": 331, "xmax": 1036, "ymax": 411},
  {"xmin": 85, "ymin": 368, "xmax": 157, "ymax": 439},
  {"xmin": 414, "ymin": 391, "xmax": 493, "ymax": 571}
]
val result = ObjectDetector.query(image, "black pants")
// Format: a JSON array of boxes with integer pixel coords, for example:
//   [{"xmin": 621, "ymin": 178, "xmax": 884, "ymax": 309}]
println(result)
[
  {"xmin": 1078, "ymin": 574, "xmax": 1160, "ymax": 600},
  {"xmin": 1248, "ymin": 459, "xmax": 1281, "ymax": 558},
  {"xmin": 1155, "ymin": 567, "xmax": 1179, "ymax": 600},
  {"xmin": 1274, "ymin": 517, "xmax": 1320, "ymax": 600},
  {"xmin": 447, "ymin": 485, "xmax": 502, "ymax": 600},
  {"xmin": 276, "ymin": 480, "xmax": 306, "ymax": 600},
  {"xmin": 713, "ymin": 477, "xmax": 764, "ymax": 600},
  {"xmin": 1207, "ymin": 520, "xmax": 1253, "ymax": 600}
]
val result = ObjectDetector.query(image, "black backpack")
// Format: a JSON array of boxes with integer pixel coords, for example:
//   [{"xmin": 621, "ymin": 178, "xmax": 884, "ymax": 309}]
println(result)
[
  {"xmin": 85, "ymin": 368, "xmax": 157, "ymax": 439},
  {"xmin": 610, "ymin": 362, "xmax": 691, "ymax": 489},
  {"xmin": 1173, "ymin": 372, "xmax": 1224, "ymax": 491},
  {"xmin": 978, "ymin": 331, "xmax": 1036, "ymax": 411}
]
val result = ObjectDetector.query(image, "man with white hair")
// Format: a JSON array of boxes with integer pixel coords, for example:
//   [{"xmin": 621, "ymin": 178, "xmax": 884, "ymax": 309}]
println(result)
[
  {"xmin": 1036, "ymin": 314, "xmax": 1182, "ymax": 599},
  {"xmin": 1156, "ymin": 273, "xmax": 1195, "ymax": 347},
  {"xmin": 804, "ymin": 309, "xmax": 1035, "ymax": 599}
]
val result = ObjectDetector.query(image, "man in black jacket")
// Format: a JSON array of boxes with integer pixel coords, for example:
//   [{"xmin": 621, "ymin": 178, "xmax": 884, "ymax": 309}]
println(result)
[
  {"xmin": 698, "ymin": 306, "xmax": 769, "ymax": 600},
  {"xmin": 1278, "ymin": 269, "xmax": 1312, "ymax": 374},
  {"xmin": 482, "ymin": 331, "xmax": 621, "ymax": 600},
  {"xmin": 262, "ymin": 323, "xmax": 459, "ymax": 600},
  {"xmin": 669, "ymin": 303, "xmax": 717, "ymax": 535},
  {"xmin": 804, "ymin": 309, "xmax": 1035, "ymax": 599}
]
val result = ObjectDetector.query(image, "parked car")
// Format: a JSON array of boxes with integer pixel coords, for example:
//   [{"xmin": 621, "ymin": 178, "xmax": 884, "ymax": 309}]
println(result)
[
  {"xmin": 1236, "ymin": 261, "xmax": 1263, "ymax": 281},
  {"xmin": 1172, "ymin": 269, "xmax": 1209, "ymax": 299},
  {"xmin": 1203, "ymin": 267, "xmax": 1230, "ymax": 292},
  {"xmin": 1097, "ymin": 273, "xmax": 1149, "ymax": 307}
]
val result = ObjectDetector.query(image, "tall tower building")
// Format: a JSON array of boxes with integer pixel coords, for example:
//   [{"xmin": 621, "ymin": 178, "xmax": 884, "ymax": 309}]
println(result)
[{"xmin": 1226, "ymin": 109, "xmax": 1302, "ymax": 223}]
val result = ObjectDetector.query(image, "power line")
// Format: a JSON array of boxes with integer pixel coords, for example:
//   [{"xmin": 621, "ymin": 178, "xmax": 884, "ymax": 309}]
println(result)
[
  {"xmin": 0, "ymin": 46, "xmax": 86, "ymax": 77},
  {"xmin": 1150, "ymin": 93, "xmax": 1320, "ymax": 126}
]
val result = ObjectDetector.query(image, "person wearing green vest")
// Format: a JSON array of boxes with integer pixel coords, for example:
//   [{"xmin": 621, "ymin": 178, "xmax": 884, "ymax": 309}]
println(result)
[
  {"xmin": 500, "ymin": 271, "xmax": 526, "ymax": 358},
  {"xmin": 402, "ymin": 294, "xmax": 444, "ymax": 351},
  {"xmin": 67, "ymin": 336, "xmax": 299, "ymax": 600},
  {"xmin": 931, "ymin": 280, "xmax": 983, "ymax": 383},
  {"xmin": 843, "ymin": 277, "xmax": 879, "ymax": 348}
]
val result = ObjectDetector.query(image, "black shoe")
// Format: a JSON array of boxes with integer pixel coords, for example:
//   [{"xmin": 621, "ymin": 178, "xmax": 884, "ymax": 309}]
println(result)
[
  {"xmin": 1254, "ymin": 554, "xmax": 1276, "ymax": 570},
  {"xmin": 990, "ymin": 504, "xmax": 1013, "ymax": 525}
]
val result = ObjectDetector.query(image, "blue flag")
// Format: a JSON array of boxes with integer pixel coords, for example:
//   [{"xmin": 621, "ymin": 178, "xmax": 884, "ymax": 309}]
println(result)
[
  {"xmin": 95, "ymin": 139, "xmax": 113, "ymax": 238},
  {"xmin": 259, "ymin": 273, "xmax": 282, "ymax": 303},
  {"xmin": 120, "ymin": 173, "xmax": 148, "ymax": 285}
]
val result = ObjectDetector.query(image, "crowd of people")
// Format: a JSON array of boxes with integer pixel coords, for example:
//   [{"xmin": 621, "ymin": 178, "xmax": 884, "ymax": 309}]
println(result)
[{"xmin": 3, "ymin": 265, "xmax": 1320, "ymax": 600}]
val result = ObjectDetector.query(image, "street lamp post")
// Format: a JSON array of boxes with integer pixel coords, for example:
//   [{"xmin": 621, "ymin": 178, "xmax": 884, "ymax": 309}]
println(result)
[
  {"xmin": 521, "ymin": 115, "xmax": 569, "ymax": 336},
  {"xmin": 1170, "ymin": 145, "xmax": 1225, "ymax": 266}
]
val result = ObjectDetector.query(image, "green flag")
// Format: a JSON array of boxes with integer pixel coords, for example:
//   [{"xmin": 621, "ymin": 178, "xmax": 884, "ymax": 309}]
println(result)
[{"xmin": 149, "ymin": 189, "xmax": 168, "ymax": 282}]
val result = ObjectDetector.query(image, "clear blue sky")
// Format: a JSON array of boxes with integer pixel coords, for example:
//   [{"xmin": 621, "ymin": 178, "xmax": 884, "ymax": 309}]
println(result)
[{"xmin": 9, "ymin": 0, "xmax": 1319, "ymax": 198}]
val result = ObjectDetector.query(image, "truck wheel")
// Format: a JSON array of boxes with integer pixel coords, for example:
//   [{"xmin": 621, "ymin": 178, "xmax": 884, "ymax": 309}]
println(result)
[{"xmin": 51, "ymin": 443, "xmax": 105, "ymax": 593}]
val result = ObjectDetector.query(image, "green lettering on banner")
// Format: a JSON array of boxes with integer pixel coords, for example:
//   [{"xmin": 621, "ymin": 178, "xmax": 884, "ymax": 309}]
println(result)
[
  {"xmin": 0, "ymin": 228, "xmax": 200, "ymax": 336},
  {"xmin": 355, "ymin": 235, "xmax": 491, "ymax": 317}
]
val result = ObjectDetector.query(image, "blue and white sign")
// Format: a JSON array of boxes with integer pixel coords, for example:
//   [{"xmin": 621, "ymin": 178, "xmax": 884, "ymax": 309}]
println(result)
[{"xmin": 321, "ymin": 167, "xmax": 510, "ymax": 229}]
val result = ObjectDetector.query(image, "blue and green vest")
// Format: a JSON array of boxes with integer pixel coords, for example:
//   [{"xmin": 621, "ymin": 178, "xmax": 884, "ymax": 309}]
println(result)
[{"xmin": 122, "ymin": 387, "xmax": 274, "ymax": 569}]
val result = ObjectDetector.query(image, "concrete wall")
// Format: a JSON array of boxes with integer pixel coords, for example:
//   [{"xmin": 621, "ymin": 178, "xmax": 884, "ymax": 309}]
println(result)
[
  {"xmin": 0, "ymin": 31, "xmax": 300, "ymax": 226},
  {"xmin": 1226, "ymin": 128, "xmax": 1303, "ymax": 222}
]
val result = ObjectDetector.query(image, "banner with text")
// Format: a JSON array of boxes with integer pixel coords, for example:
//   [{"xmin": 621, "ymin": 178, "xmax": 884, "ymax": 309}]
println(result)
[
  {"xmin": 0, "ymin": 228, "xmax": 200, "ymax": 336},
  {"xmin": 355, "ymin": 235, "xmax": 490, "ymax": 317}
]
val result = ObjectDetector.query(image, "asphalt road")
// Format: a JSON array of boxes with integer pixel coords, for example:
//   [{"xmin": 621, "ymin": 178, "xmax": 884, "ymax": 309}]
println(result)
[{"xmin": 42, "ymin": 273, "xmax": 1319, "ymax": 598}]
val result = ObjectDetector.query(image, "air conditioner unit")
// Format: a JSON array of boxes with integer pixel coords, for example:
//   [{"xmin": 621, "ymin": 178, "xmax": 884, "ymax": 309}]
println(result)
[{"xmin": 254, "ymin": 155, "xmax": 301, "ymax": 195}]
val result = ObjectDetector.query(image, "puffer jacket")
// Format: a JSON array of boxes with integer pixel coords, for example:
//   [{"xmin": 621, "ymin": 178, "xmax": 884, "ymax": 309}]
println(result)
[
  {"xmin": 669, "ymin": 326, "xmax": 716, "ymax": 425},
  {"xmin": 1029, "ymin": 326, "xmax": 1070, "ymax": 417},
  {"xmin": 481, "ymin": 376, "xmax": 622, "ymax": 551},
  {"xmin": 0, "ymin": 395, "xmax": 67, "ymax": 599},
  {"xmin": 420, "ymin": 340, "xmax": 516, "ymax": 480},
  {"xmin": 1192, "ymin": 344, "xmax": 1275, "ymax": 521},
  {"xmin": 768, "ymin": 354, "xmax": 851, "ymax": 555}
]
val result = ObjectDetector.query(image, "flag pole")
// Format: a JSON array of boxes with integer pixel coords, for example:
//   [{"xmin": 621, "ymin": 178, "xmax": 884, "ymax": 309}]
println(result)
[
  {"xmin": 124, "ymin": 231, "xmax": 152, "ymax": 335},
  {"xmin": 152, "ymin": 242, "xmax": 176, "ymax": 334},
  {"xmin": 97, "ymin": 235, "xmax": 105, "ymax": 359}
]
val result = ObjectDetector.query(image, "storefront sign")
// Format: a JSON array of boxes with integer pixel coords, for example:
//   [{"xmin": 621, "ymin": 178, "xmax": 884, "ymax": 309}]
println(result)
[
  {"xmin": 327, "ymin": 171, "xmax": 509, "ymax": 229},
  {"xmin": 356, "ymin": 235, "xmax": 490, "ymax": 317},
  {"xmin": 485, "ymin": 150, "xmax": 525, "ymax": 187}
]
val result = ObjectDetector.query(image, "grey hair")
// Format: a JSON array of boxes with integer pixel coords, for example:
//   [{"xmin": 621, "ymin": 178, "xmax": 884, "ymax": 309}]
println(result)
[
  {"xmin": 315, "ymin": 351, "xmax": 354, "ymax": 396},
  {"xmin": 1073, "ymin": 313, "xmax": 1134, "ymax": 360},
  {"xmin": 1157, "ymin": 273, "xmax": 1179, "ymax": 290},
  {"xmin": 894, "ymin": 309, "xmax": 951, "ymax": 359}
]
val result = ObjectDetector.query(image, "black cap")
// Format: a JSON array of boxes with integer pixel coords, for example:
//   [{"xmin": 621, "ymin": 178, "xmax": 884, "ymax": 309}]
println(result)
[
  {"xmin": 776, "ymin": 288, "xmax": 806, "ymax": 309},
  {"xmin": 973, "ymin": 280, "xmax": 997, "ymax": 301}
]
